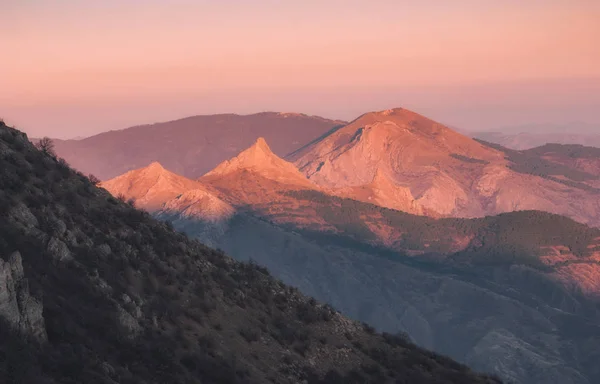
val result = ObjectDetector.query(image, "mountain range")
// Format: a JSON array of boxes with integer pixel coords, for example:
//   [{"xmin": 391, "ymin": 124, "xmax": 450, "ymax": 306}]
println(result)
[
  {"xmin": 53, "ymin": 108, "xmax": 600, "ymax": 228},
  {"xmin": 469, "ymin": 122, "xmax": 600, "ymax": 150},
  {"xmin": 94, "ymin": 109, "xmax": 600, "ymax": 383},
  {"xmin": 27, "ymin": 107, "xmax": 600, "ymax": 383},
  {"xmin": 0, "ymin": 120, "xmax": 504, "ymax": 383},
  {"xmin": 50, "ymin": 112, "xmax": 345, "ymax": 180}
]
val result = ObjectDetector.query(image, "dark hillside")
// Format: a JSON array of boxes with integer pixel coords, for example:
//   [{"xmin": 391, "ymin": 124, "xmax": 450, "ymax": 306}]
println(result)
[
  {"xmin": 524, "ymin": 144, "xmax": 600, "ymax": 160},
  {"xmin": 0, "ymin": 122, "xmax": 500, "ymax": 383},
  {"xmin": 475, "ymin": 140, "xmax": 600, "ymax": 191}
]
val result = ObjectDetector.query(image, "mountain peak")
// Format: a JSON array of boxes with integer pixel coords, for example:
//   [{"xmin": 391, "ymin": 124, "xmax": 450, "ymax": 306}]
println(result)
[
  {"xmin": 252, "ymin": 137, "xmax": 272, "ymax": 153},
  {"xmin": 202, "ymin": 138, "xmax": 314, "ymax": 187},
  {"xmin": 358, "ymin": 107, "xmax": 435, "ymax": 126},
  {"xmin": 376, "ymin": 107, "xmax": 404, "ymax": 116},
  {"xmin": 294, "ymin": 108, "xmax": 506, "ymax": 214},
  {"xmin": 100, "ymin": 162, "xmax": 203, "ymax": 212},
  {"xmin": 206, "ymin": 137, "xmax": 279, "ymax": 175},
  {"xmin": 145, "ymin": 161, "xmax": 165, "ymax": 171}
]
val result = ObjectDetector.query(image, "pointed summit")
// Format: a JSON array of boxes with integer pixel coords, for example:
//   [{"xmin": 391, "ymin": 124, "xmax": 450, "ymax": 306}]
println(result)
[
  {"xmin": 145, "ymin": 161, "xmax": 165, "ymax": 172},
  {"xmin": 203, "ymin": 138, "xmax": 314, "ymax": 187},
  {"xmin": 250, "ymin": 137, "xmax": 272, "ymax": 154},
  {"xmin": 100, "ymin": 162, "xmax": 204, "ymax": 212}
]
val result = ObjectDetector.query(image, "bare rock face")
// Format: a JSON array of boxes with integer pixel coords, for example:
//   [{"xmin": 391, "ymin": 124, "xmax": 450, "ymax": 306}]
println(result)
[
  {"xmin": 47, "ymin": 237, "xmax": 73, "ymax": 263},
  {"xmin": 293, "ymin": 108, "xmax": 600, "ymax": 226},
  {"xmin": 293, "ymin": 108, "xmax": 504, "ymax": 216},
  {"xmin": 116, "ymin": 305, "xmax": 141, "ymax": 338},
  {"xmin": 0, "ymin": 252, "xmax": 47, "ymax": 341},
  {"xmin": 8, "ymin": 202, "xmax": 40, "ymax": 229}
]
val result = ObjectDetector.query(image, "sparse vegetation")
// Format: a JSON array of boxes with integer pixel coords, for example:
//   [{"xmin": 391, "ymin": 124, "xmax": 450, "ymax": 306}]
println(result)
[
  {"xmin": 35, "ymin": 137, "xmax": 56, "ymax": 157},
  {"xmin": 450, "ymin": 153, "xmax": 489, "ymax": 164},
  {"xmin": 286, "ymin": 189, "xmax": 600, "ymax": 268},
  {"xmin": 476, "ymin": 139, "xmax": 600, "ymax": 191},
  {"xmin": 0, "ymin": 124, "xmax": 500, "ymax": 383},
  {"xmin": 88, "ymin": 174, "xmax": 101, "ymax": 186}
]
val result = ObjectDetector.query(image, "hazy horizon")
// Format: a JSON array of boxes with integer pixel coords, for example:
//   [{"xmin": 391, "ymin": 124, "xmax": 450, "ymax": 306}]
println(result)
[{"xmin": 3, "ymin": 0, "xmax": 600, "ymax": 138}]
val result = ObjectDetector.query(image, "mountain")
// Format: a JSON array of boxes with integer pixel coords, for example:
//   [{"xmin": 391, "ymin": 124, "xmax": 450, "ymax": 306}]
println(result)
[
  {"xmin": 104, "ymin": 139, "xmax": 600, "ymax": 383},
  {"xmin": 203, "ymin": 137, "xmax": 316, "ymax": 189},
  {"xmin": 99, "ymin": 161, "xmax": 207, "ymax": 211},
  {"xmin": 472, "ymin": 131, "xmax": 600, "ymax": 151},
  {"xmin": 519, "ymin": 144, "xmax": 600, "ymax": 180},
  {"xmin": 98, "ymin": 161, "xmax": 235, "ymax": 223},
  {"xmin": 0, "ymin": 122, "xmax": 504, "ymax": 382},
  {"xmin": 48, "ymin": 107, "xmax": 600, "ymax": 227},
  {"xmin": 50, "ymin": 112, "xmax": 345, "ymax": 180},
  {"xmin": 470, "ymin": 123, "xmax": 600, "ymax": 150},
  {"xmin": 292, "ymin": 108, "xmax": 600, "ymax": 227}
]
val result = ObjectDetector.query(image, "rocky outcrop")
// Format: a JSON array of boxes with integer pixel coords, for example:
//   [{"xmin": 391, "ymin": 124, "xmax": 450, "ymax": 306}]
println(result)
[
  {"xmin": 47, "ymin": 237, "xmax": 73, "ymax": 263},
  {"xmin": 8, "ymin": 202, "xmax": 39, "ymax": 229},
  {"xmin": 0, "ymin": 251, "xmax": 47, "ymax": 341}
]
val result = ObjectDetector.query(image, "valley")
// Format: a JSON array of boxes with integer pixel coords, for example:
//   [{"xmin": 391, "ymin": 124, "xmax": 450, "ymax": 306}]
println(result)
[{"xmin": 96, "ymin": 111, "xmax": 600, "ymax": 383}]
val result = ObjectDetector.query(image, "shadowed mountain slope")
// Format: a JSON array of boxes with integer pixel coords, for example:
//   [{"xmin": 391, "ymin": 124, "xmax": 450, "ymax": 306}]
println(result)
[
  {"xmin": 0, "ymin": 122, "xmax": 504, "ymax": 383},
  {"xmin": 104, "ymin": 138, "xmax": 600, "ymax": 383}
]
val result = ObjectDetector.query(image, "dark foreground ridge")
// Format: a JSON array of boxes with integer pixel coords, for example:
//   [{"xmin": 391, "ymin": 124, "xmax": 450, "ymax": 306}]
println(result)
[{"xmin": 0, "ymin": 122, "xmax": 500, "ymax": 383}]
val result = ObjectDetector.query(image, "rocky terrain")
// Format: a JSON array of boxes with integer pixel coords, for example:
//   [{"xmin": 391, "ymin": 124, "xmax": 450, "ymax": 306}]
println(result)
[
  {"xmin": 103, "ymin": 137, "xmax": 600, "ymax": 383},
  {"xmin": 49, "ymin": 108, "xmax": 600, "ymax": 228},
  {"xmin": 49, "ymin": 112, "xmax": 344, "ymax": 180},
  {"xmin": 292, "ymin": 108, "xmax": 600, "ymax": 226},
  {"xmin": 0, "ymin": 122, "xmax": 504, "ymax": 383}
]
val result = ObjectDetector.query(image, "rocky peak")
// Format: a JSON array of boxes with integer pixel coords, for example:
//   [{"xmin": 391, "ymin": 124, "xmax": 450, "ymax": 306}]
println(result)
[
  {"xmin": 203, "ymin": 138, "xmax": 315, "ymax": 187},
  {"xmin": 144, "ymin": 161, "xmax": 166, "ymax": 173},
  {"xmin": 204, "ymin": 137, "xmax": 277, "ymax": 175},
  {"xmin": 251, "ymin": 137, "xmax": 272, "ymax": 154},
  {"xmin": 100, "ymin": 162, "xmax": 205, "ymax": 212}
]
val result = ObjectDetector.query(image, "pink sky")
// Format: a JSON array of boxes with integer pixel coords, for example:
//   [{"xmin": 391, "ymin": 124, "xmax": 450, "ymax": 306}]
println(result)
[{"xmin": 2, "ymin": 1, "xmax": 600, "ymax": 138}]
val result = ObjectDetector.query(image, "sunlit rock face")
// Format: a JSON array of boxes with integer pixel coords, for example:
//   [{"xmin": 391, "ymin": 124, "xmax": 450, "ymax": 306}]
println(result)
[{"xmin": 293, "ymin": 108, "xmax": 600, "ymax": 226}]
